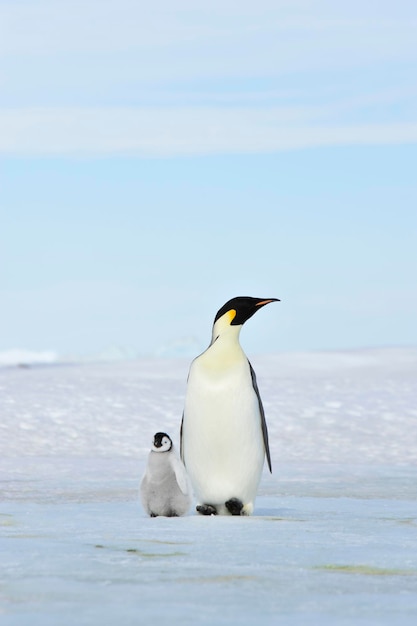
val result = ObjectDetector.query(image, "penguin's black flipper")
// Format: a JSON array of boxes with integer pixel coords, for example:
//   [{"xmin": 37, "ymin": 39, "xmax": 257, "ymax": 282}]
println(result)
[
  {"xmin": 249, "ymin": 361, "xmax": 272, "ymax": 473},
  {"xmin": 180, "ymin": 412, "xmax": 185, "ymax": 463}
]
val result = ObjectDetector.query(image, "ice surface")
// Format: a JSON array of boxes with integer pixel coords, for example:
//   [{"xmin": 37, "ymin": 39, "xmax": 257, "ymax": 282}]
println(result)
[{"xmin": 1, "ymin": 349, "xmax": 417, "ymax": 625}]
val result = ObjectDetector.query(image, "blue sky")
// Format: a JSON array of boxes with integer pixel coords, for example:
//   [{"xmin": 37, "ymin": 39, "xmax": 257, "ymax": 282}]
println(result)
[{"xmin": 1, "ymin": 0, "xmax": 416, "ymax": 358}]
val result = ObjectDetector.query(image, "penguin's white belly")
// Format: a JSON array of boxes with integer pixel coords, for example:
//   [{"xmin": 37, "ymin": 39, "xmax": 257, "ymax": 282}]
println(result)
[{"xmin": 183, "ymin": 359, "xmax": 265, "ymax": 506}]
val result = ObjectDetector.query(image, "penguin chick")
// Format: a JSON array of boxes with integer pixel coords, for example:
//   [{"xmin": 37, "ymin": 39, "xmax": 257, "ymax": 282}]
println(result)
[
  {"xmin": 180, "ymin": 296, "xmax": 279, "ymax": 516},
  {"xmin": 140, "ymin": 432, "xmax": 192, "ymax": 517}
]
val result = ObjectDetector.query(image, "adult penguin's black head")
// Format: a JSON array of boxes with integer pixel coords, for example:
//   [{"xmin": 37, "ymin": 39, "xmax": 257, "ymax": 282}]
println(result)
[{"xmin": 213, "ymin": 296, "xmax": 280, "ymax": 327}]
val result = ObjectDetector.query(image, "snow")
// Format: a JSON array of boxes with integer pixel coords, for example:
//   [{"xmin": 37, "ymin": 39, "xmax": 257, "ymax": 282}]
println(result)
[
  {"xmin": 0, "ymin": 349, "xmax": 58, "ymax": 367},
  {"xmin": 1, "ymin": 348, "xmax": 417, "ymax": 625}
]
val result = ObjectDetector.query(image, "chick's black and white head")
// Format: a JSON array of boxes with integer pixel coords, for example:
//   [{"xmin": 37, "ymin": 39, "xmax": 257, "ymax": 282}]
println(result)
[
  {"xmin": 211, "ymin": 296, "xmax": 279, "ymax": 343},
  {"xmin": 152, "ymin": 432, "xmax": 173, "ymax": 453}
]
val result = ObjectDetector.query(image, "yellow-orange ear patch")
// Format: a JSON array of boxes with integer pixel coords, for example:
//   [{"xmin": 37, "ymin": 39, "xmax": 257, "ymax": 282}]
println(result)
[{"xmin": 227, "ymin": 309, "xmax": 237, "ymax": 323}]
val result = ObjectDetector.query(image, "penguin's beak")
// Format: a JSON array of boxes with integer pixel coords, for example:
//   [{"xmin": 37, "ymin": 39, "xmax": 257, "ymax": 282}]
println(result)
[{"xmin": 255, "ymin": 298, "xmax": 280, "ymax": 307}]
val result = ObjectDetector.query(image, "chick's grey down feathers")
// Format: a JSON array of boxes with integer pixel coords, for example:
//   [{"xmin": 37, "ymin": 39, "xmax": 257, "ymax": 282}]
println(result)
[{"xmin": 140, "ymin": 445, "xmax": 191, "ymax": 517}]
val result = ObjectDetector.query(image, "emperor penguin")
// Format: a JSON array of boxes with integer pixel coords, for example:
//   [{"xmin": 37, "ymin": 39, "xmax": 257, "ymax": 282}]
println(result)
[
  {"xmin": 180, "ymin": 296, "xmax": 279, "ymax": 516},
  {"xmin": 140, "ymin": 432, "xmax": 192, "ymax": 517}
]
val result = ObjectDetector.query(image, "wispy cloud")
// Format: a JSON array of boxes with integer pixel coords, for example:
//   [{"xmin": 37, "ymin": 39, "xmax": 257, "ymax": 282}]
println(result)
[
  {"xmin": 1, "ymin": 106, "xmax": 416, "ymax": 156},
  {"xmin": 1, "ymin": 1, "xmax": 416, "ymax": 156}
]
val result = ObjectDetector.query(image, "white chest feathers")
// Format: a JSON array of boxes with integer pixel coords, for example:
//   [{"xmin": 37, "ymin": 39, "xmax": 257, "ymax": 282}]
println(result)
[{"xmin": 181, "ymin": 331, "xmax": 266, "ymax": 509}]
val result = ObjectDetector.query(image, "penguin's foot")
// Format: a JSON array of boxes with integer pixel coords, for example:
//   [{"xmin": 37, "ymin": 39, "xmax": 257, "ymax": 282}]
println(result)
[
  {"xmin": 196, "ymin": 504, "xmax": 218, "ymax": 516},
  {"xmin": 225, "ymin": 498, "xmax": 245, "ymax": 516}
]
